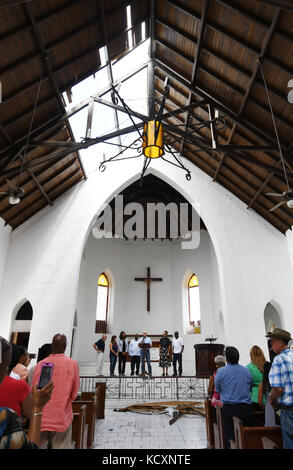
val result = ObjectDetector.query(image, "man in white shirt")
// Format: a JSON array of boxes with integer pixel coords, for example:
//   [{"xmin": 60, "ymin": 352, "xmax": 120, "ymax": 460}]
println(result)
[
  {"xmin": 172, "ymin": 331, "xmax": 184, "ymax": 377},
  {"xmin": 138, "ymin": 332, "xmax": 152, "ymax": 378},
  {"xmin": 128, "ymin": 334, "xmax": 141, "ymax": 376}
]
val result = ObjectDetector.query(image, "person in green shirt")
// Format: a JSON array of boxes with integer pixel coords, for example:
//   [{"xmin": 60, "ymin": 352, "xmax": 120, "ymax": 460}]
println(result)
[{"xmin": 246, "ymin": 345, "xmax": 268, "ymax": 411}]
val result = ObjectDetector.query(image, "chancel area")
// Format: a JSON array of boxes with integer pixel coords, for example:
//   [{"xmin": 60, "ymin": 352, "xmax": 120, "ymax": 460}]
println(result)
[{"xmin": 0, "ymin": 0, "xmax": 293, "ymax": 451}]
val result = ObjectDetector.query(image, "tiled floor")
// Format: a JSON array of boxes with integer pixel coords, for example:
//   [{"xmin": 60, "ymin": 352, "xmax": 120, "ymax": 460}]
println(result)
[{"xmin": 93, "ymin": 398, "xmax": 207, "ymax": 449}]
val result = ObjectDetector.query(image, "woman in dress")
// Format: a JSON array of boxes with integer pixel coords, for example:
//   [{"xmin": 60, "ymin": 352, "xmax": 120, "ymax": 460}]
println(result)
[
  {"xmin": 159, "ymin": 330, "xmax": 172, "ymax": 376},
  {"xmin": 109, "ymin": 335, "xmax": 118, "ymax": 377},
  {"xmin": 246, "ymin": 345, "xmax": 268, "ymax": 411},
  {"xmin": 208, "ymin": 355, "xmax": 226, "ymax": 407}
]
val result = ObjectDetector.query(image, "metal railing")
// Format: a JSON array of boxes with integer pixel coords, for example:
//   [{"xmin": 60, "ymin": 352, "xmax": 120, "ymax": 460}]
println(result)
[{"xmin": 79, "ymin": 375, "xmax": 208, "ymax": 400}]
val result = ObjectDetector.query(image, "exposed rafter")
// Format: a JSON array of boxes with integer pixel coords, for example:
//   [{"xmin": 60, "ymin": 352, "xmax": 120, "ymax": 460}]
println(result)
[{"xmin": 213, "ymin": 8, "xmax": 281, "ymax": 181}]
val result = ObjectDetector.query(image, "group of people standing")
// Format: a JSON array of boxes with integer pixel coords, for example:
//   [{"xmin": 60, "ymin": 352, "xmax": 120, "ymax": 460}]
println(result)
[
  {"xmin": 208, "ymin": 327, "xmax": 293, "ymax": 449},
  {"xmin": 93, "ymin": 330, "xmax": 184, "ymax": 378}
]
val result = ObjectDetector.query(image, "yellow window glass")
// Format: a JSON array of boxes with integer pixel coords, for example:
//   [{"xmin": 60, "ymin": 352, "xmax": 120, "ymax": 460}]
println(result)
[
  {"xmin": 98, "ymin": 273, "xmax": 109, "ymax": 287},
  {"xmin": 188, "ymin": 274, "xmax": 199, "ymax": 288}
]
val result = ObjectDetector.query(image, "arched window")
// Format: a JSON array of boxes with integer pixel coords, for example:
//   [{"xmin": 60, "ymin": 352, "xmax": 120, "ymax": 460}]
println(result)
[
  {"xmin": 95, "ymin": 273, "xmax": 109, "ymax": 333},
  {"xmin": 10, "ymin": 300, "xmax": 33, "ymax": 348},
  {"xmin": 188, "ymin": 274, "xmax": 201, "ymax": 333}
]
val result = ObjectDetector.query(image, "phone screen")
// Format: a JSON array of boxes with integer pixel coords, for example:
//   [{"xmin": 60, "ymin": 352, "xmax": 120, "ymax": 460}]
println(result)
[{"xmin": 38, "ymin": 365, "xmax": 53, "ymax": 389}]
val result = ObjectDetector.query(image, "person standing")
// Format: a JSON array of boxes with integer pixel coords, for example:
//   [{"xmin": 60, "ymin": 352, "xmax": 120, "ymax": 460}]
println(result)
[
  {"xmin": 117, "ymin": 331, "xmax": 129, "ymax": 376},
  {"xmin": 0, "ymin": 343, "xmax": 32, "ymax": 419},
  {"xmin": 246, "ymin": 345, "xmax": 267, "ymax": 411},
  {"xmin": 208, "ymin": 355, "xmax": 226, "ymax": 408},
  {"xmin": 159, "ymin": 331, "xmax": 171, "ymax": 377},
  {"xmin": 172, "ymin": 331, "xmax": 184, "ymax": 377},
  {"xmin": 128, "ymin": 334, "xmax": 141, "ymax": 376},
  {"xmin": 138, "ymin": 332, "xmax": 152, "ymax": 378},
  {"xmin": 93, "ymin": 334, "xmax": 107, "ymax": 377},
  {"xmin": 0, "ymin": 336, "xmax": 54, "ymax": 449},
  {"xmin": 258, "ymin": 339, "xmax": 279, "ymax": 426},
  {"xmin": 12, "ymin": 346, "xmax": 30, "ymax": 381},
  {"xmin": 215, "ymin": 346, "xmax": 253, "ymax": 448},
  {"xmin": 109, "ymin": 336, "xmax": 118, "ymax": 377},
  {"xmin": 267, "ymin": 328, "xmax": 293, "ymax": 449},
  {"xmin": 31, "ymin": 334, "xmax": 80, "ymax": 449}
]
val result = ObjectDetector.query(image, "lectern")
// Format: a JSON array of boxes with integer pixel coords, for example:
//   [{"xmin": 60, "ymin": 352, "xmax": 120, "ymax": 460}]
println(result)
[{"xmin": 194, "ymin": 339, "xmax": 225, "ymax": 378}]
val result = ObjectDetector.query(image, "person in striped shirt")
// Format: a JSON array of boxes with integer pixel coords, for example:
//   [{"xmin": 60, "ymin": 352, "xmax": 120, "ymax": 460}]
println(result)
[{"xmin": 267, "ymin": 328, "xmax": 293, "ymax": 449}]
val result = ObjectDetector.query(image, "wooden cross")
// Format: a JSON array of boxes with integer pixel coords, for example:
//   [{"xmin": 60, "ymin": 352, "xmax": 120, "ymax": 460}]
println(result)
[{"xmin": 134, "ymin": 267, "xmax": 163, "ymax": 312}]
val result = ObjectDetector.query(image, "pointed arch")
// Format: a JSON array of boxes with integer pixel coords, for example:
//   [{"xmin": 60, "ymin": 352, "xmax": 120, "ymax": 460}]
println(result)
[{"xmin": 95, "ymin": 272, "xmax": 110, "ymax": 333}]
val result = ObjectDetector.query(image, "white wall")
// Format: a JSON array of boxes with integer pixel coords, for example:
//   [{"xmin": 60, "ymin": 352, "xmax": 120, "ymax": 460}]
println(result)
[
  {"xmin": 0, "ymin": 217, "xmax": 11, "ymax": 296},
  {"xmin": 0, "ymin": 155, "xmax": 292, "ymax": 369},
  {"xmin": 73, "ymin": 230, "xmax": 222, "ymax": 367}
]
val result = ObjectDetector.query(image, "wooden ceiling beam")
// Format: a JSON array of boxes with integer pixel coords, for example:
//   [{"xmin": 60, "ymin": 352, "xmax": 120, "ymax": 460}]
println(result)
[
  {"xmin": 0, "ymin": 118, "xmax": 54, "ymax": 208},
  {"xmin": 164, "ymin": 0, "xmax": 292, "ymax": 76},
  {"xmin": 215, "ymin": 0, "xmax": 293, "ymax": 43},
  {"xmin": 184, "ymin": 142, "xmax": 290, "ymax": 233},
  {"xmin": 23, "ymin": 2, "xmax": 87, "ymax": 180},
  {"xmin": 0, "ymin": 60, "xmax": 150, "ymax": 166},
  {"xmin": 255, "ymin": 0, "xmax": 293, "ymax": 12},
  {"xmin": 159, "ymin": 105, "xmax": 293, "ymax": 214},
  {"xmin": 155, "ymin": 79, "xmax": 292, "ymax": 169},
  {"xmin": 180, "ymin": 0, "xmax": 208, "ymax": 153},
  {"xmin": 156, "ymin": 16, "xmax": 288, "ymax": 105},
  {"xmin": 154, "ymin": 58, "xmax": 292, "ymax": 162},
  {"xmin": 3, "ymin": 168, "xmax": 82, "ymax": 225},
  {"xmin": 155, "ymin": 37, "xmax": 290, "ymax": 130},
  {"xmin": 214, "ymin": 8, "xmax": 281, "ymax": 180}
]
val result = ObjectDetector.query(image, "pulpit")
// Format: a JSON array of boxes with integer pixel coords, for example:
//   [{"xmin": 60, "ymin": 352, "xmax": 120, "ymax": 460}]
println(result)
[{"xmin": 194, "ymin": 342, "xmax": 225, "ymax": 378}]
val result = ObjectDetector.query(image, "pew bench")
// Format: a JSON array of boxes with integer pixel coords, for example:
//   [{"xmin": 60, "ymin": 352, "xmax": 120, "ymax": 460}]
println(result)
[
  {"xmin": 74, "ymin": 399, "xmax": 96, "ymax": 448},
  {"xmin": 204, "ymin": 397, "xmax": 216, "ymax": 449},
  {"xmin": 262, "ymin": 436, "xmax": 281, "ymax": 449},
  {"xmin": 72, "ymin": 403, "xmax": 88, "ymax": 449},
  {"xmin": 233, "ymin": 416, "xmax": 283, "ymax": 449},
  {"xmin": 213, "ymin": 405, "xmax": 266, "ymax": 449}
]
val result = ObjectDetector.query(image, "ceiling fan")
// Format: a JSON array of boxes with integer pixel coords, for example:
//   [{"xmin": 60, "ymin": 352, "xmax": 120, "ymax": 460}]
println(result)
[
  {"xmin": 0, "ymin": 179, "xmax": 25, "ymax": 205},
  {"xmin": 266, "ymin": 189, "xmax": 293, "ymax": 212}
]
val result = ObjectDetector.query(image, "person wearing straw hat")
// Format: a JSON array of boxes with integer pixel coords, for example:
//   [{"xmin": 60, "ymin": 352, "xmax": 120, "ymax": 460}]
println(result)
[{"xmin": 267, "ymin": 328, "xmax": 293, "ymax": 449}]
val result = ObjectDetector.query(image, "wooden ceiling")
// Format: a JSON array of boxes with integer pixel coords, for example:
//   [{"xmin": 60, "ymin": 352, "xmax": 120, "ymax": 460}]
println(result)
[{"xmin": 0, "ymin": 0, "xmax": 292, "ymax": 232}]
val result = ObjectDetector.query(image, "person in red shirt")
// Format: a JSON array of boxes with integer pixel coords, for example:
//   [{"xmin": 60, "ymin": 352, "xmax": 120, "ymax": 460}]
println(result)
[
  {"xmin": 31, "ymin": 333, "xmax": 80, "ymax": 449},
  {"xmin": 0, "ymin": 344, "xmax": 32, "ymax": 418}
]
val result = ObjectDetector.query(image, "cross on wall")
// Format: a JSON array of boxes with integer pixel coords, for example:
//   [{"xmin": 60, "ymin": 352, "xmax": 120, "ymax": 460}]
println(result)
[{"xmin": 134, "ymin": 267, "xmax": 163, "ymax": 312}]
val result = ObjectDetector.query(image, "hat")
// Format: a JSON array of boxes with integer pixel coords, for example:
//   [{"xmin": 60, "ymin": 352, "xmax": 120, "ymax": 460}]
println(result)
[
  {"xmin": 214, "ymin": 355, "xmax": 225, "ymax": 364},
  {"xmin": 266, "ymin": 328, "xmax": 292, "ymax": 342}
]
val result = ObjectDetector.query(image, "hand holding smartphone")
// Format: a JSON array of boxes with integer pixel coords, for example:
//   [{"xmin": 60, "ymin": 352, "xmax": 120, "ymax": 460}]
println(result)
[{"xmin": 37, "ymin": 362, "xmax": 54, "ymax": 389}]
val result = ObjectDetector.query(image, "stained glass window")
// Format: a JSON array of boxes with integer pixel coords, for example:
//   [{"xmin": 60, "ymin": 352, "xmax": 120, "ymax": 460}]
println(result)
[
  {"xmin": 188, "ymin": 274, "xmax": 199, "ymax": 288},
  {"xmin": 96, "ymin": 273, "xmax": 109, "ymax": 333},
  {"xmin": 98, "ymin": 273, "xmax": 109, "ymax": 287},
  {"xmin": 188, "ymin": 273, "xmax": 201, "ymax": 332}
]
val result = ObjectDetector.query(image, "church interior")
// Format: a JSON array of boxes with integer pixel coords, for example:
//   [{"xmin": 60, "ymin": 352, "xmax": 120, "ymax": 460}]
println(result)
[{"xmin": 0, "ymin": 0, "xmax": 293, "ymax": 451}]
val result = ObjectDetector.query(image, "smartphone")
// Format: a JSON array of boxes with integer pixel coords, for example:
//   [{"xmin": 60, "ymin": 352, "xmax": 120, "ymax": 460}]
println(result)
[
  {"xmin": 37, "ymin": 362, "xmax": 54, "ymax": 389},
  {"xmin": 28, "ymin": 353, "xmax": 36, "ymax": 359}
]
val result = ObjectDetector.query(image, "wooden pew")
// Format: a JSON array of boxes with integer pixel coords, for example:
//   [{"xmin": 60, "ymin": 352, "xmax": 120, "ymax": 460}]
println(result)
[
  {"xmin": 262, "ymin": 436, "xmax": 281, "ymax": 449},
  {"xmin": 204, "ymin": 397, "xmax": 216, "ymax": 449},
  {"xmin": 213, "ymin": 406, "xmax": 265, "ymax": 449},
  {"xmin": 72, "ymin": 403, "xmax": 88, "ymax": 449},
  {"xmin": 74, "ymin": 398, "xmax": 96, "ymax": 448},
  {"xmin": 233, "ymin": 416, "xmax": 283, "ymax": 449},
  {"xmin": 95, "ymin": 382, "xmax": 106, "ymax": 419},
  {"xmin": 213, "ymin": 404, "xmax": 226, "ymax": 449}
]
